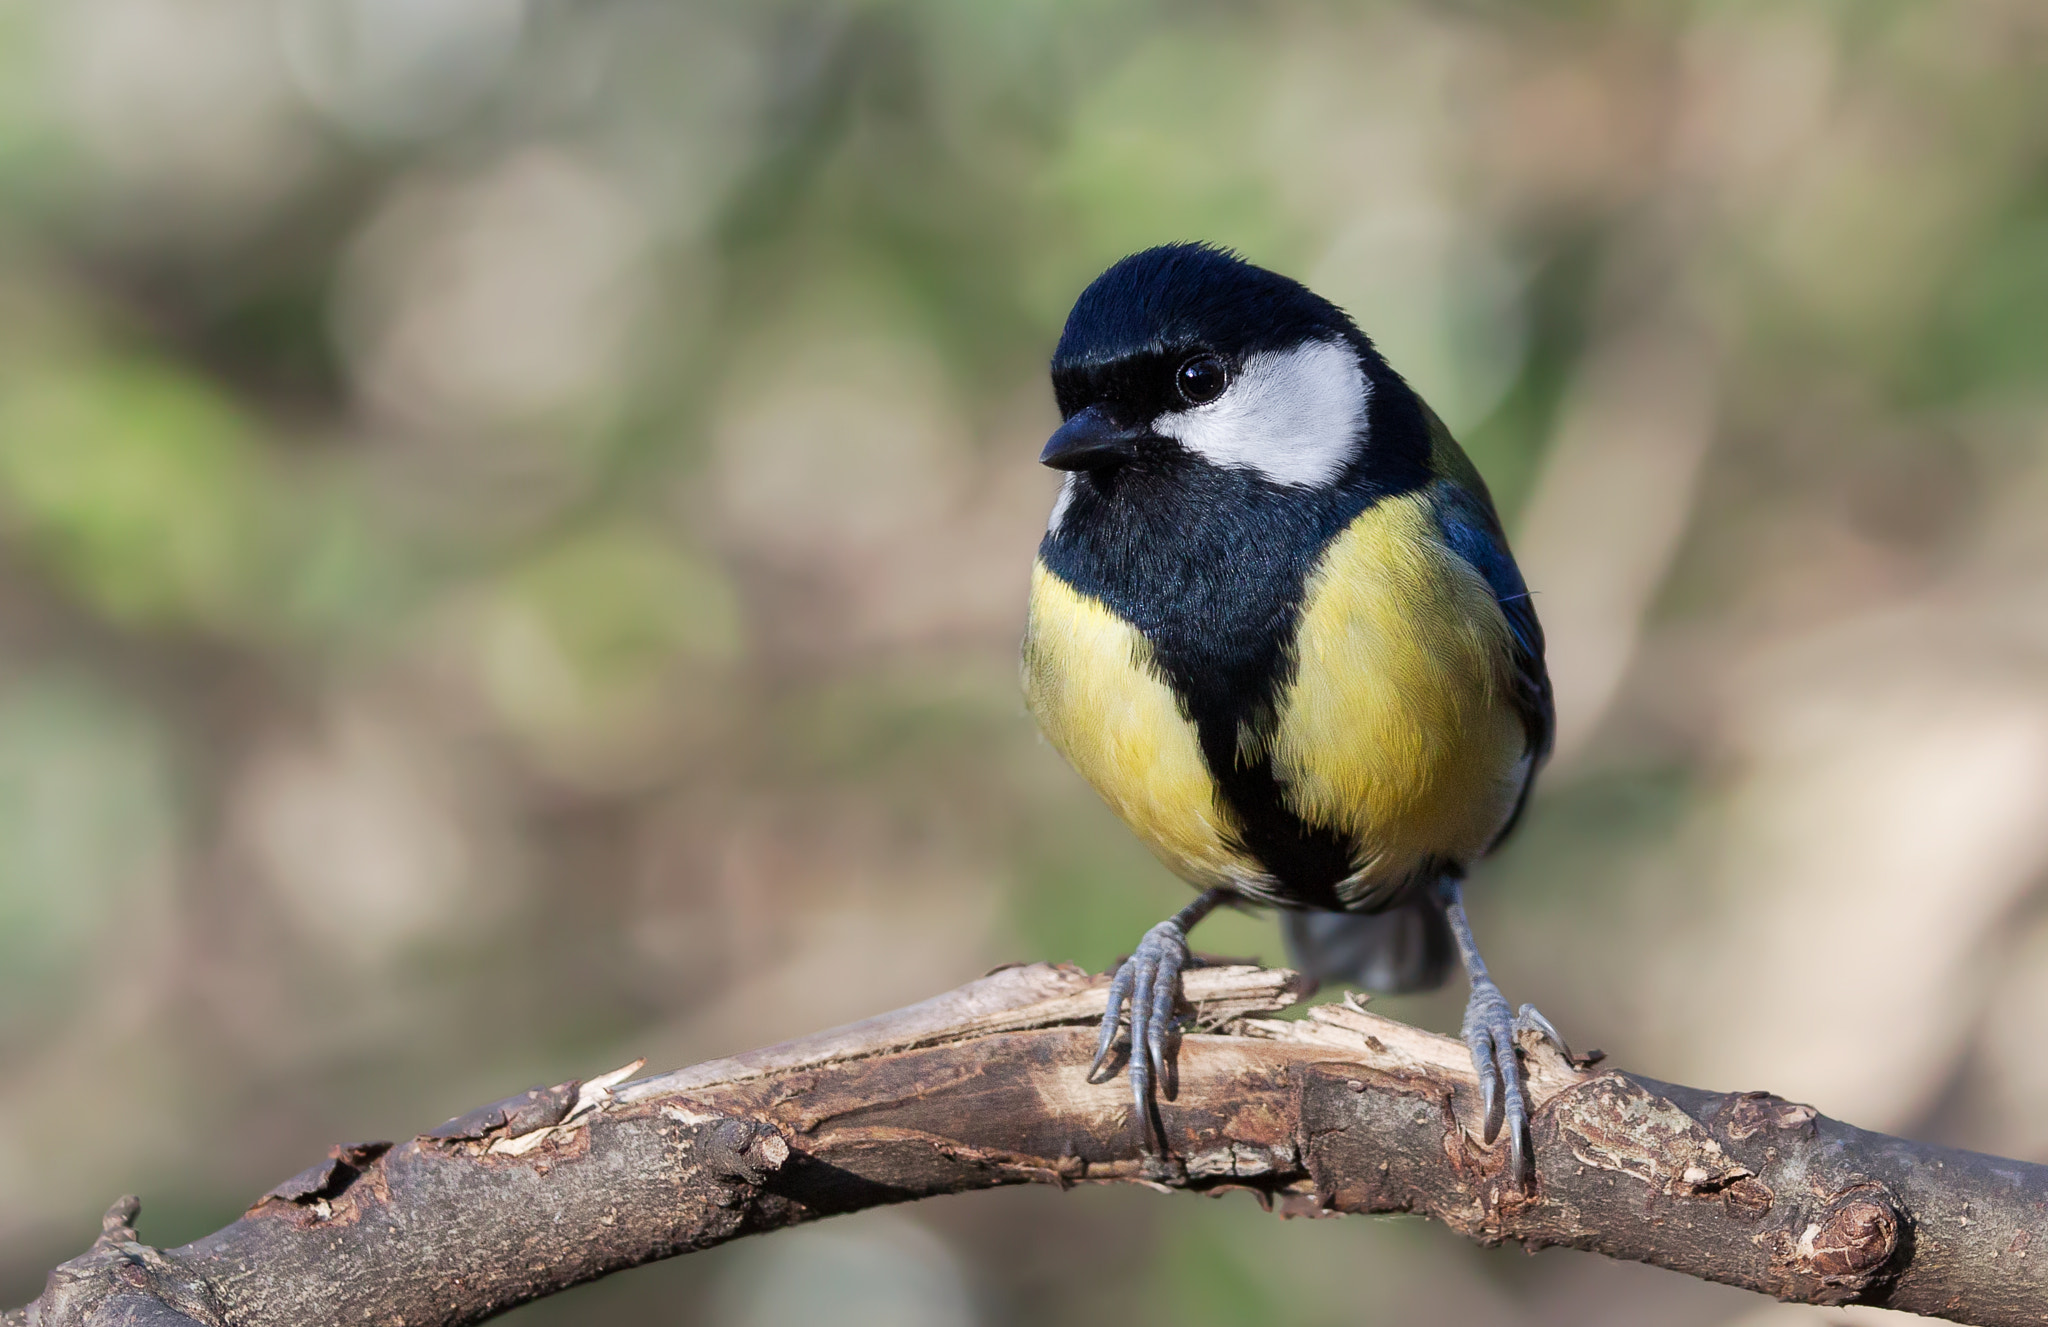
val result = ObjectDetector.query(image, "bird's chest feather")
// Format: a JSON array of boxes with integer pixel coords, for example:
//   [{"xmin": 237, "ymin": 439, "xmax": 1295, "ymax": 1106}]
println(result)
[
  {"xmin": 1023, "ymin": 489, "xmax": 1528, "ymax": 901},
  {"xmin": 1022, "ymin": 560, "xmax": 1252, "ymax": 888},
  {"xmin": 1263, "ymin": 492, "xmax": 1529, "ymax": 894}
]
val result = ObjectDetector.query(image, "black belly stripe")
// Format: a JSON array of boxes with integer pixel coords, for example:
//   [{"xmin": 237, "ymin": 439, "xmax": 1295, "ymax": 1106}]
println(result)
[{"xmin": 1195, "ymin": 725, "xmax": 1355, "ymax": 910}]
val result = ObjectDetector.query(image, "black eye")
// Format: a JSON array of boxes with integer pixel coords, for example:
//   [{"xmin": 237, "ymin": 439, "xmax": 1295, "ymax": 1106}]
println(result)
[{"xmin": 1176, "ymin": 354, "xmax": 1228, "ymax": 405}]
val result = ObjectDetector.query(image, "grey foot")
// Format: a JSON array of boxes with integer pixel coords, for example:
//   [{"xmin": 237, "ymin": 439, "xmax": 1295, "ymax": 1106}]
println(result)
[
  {"xmin": 1461, "ymin": 980, "xmax": 1571, "ymax": 1184},
  {"xmin": 1088, "ymin": 918, "xmax": 1193, "ymax": 1141}
]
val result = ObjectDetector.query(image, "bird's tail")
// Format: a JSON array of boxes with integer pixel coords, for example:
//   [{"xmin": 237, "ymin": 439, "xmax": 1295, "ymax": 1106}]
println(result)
[{"xmin": 1281, "ymin": 899, "xmax": 1453, "ymax": 994}]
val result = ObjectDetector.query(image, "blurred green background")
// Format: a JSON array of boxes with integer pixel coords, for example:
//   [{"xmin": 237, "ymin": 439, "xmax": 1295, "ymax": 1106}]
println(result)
[{"xmin": 2, "ymin": 2, "xmax": 2046, "ymax": 1325}]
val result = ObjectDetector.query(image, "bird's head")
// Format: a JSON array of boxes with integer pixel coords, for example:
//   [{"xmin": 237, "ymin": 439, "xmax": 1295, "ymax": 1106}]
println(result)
[{"xmin": 1043, "ymin": 244, "xmax": 1379, "ymax": 491}]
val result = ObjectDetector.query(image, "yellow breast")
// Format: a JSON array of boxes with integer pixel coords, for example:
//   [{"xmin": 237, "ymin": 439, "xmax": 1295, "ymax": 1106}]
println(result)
[
  {"xmin": 1264, "ymin": 490, "xmax": 1528, "ymax": 902},
  {"xmin": 1021, "ymin": 562, "xmax": 1255, "ymax": 889}
]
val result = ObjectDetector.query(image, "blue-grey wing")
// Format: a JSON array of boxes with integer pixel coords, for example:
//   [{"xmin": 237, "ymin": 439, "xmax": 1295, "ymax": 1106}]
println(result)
[{"xmin": 1432, "ymin": 482, "xmax": 1555, "ymax": 848}]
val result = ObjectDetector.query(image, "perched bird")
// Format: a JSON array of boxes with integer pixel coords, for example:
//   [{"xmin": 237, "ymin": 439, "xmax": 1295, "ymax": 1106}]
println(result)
[{"xmin": 1021, "ymin": 244, "xmax": 1567, "ymax": 1179}]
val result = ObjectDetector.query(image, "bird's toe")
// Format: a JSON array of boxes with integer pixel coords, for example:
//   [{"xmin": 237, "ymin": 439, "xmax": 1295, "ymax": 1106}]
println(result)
[
  {"xmin": 1462, "ymin": 977, "xmax": 1539, "ymax": 1186},
  {"xmin": 1093, "ymin": 919, "xmax": 1193, "ymax": 1147}
]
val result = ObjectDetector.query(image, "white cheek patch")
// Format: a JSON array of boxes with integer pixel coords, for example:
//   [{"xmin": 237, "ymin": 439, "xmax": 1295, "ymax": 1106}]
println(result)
[
  {"xmin": 1045, "ymin": 472, "xmax": 1079, "ymax": 532},
  {"xmin": 1152, "ymin": 339, "xmax": 1369, "ymax": 487}
]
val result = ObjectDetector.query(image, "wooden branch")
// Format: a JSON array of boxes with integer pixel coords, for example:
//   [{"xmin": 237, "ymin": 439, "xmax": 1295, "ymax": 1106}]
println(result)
[{"xmin": 9, "ymin": 964, "xmax": 2046, "ymax": 1327}]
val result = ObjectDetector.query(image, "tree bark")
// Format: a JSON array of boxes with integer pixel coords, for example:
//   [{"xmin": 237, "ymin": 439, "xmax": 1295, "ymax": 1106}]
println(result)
[{"xmin": 8, "ymin": 963, "xmax": 2045, "ymax": 1327}]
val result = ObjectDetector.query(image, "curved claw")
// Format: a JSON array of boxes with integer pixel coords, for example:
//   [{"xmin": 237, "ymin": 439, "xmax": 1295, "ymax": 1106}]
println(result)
[
  {"xmin": 1501, "ymin": 1065, "xmax": 1532, "ymax": 1182},
  {"xmin": 1474, "ymin": 1028, "xmax": 1504, "ymax": 1144},
  {"xmin": 1516, "ymin": 1003, "xmax": 1573, "ymax": 1062},
  {"xmin": 1087, "ymin": 961, "xmax": 1138, "ymax": 1083},
  {"xmin": 1147, "ymin": 952, "xmax": 1178, "ymax": 1091}
]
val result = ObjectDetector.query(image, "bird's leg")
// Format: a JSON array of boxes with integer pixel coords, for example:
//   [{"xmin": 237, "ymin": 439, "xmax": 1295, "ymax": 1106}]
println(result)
[
  {"xmin": 1088, "ymin": 887, "xmax": 1228, "ymax": 1146},
  {"xmin": 1436, "ymin": 876, "xmax": 1571, "ymax": 1186}
]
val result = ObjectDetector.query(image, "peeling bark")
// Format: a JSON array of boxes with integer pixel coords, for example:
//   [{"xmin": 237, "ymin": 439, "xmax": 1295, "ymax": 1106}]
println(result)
[{"xmin": 8, "ymin": 964, "xmax": 2045, "ymax": 1327}]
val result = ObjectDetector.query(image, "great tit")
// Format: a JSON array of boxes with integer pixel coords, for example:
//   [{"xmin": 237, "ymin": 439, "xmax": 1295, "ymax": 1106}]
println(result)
[{"xmin": 1022, "ymin": 244, "xmax": 1568, "ymax": 1180}]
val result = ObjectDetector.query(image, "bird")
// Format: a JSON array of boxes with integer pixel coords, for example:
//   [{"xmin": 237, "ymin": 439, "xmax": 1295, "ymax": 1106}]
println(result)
[{"xmin": 1020, "ymin": 243, "xmax": 1567, "ymax": 1182}]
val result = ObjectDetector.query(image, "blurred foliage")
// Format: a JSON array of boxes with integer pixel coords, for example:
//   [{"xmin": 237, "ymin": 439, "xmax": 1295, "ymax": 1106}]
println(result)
[
  {"xmin": 2, "ymin": 2, "xmax": 2047, "ymax": 1326},
  {"xmin": 0, "ymin": 357, "xmax": 270, "ymax": 625}
]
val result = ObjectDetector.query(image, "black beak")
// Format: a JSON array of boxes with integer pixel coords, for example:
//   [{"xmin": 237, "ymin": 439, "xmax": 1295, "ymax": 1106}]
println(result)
[{"xmin": 1040, "ymin": 404, "xmax": 1150, "ymax": 471}]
